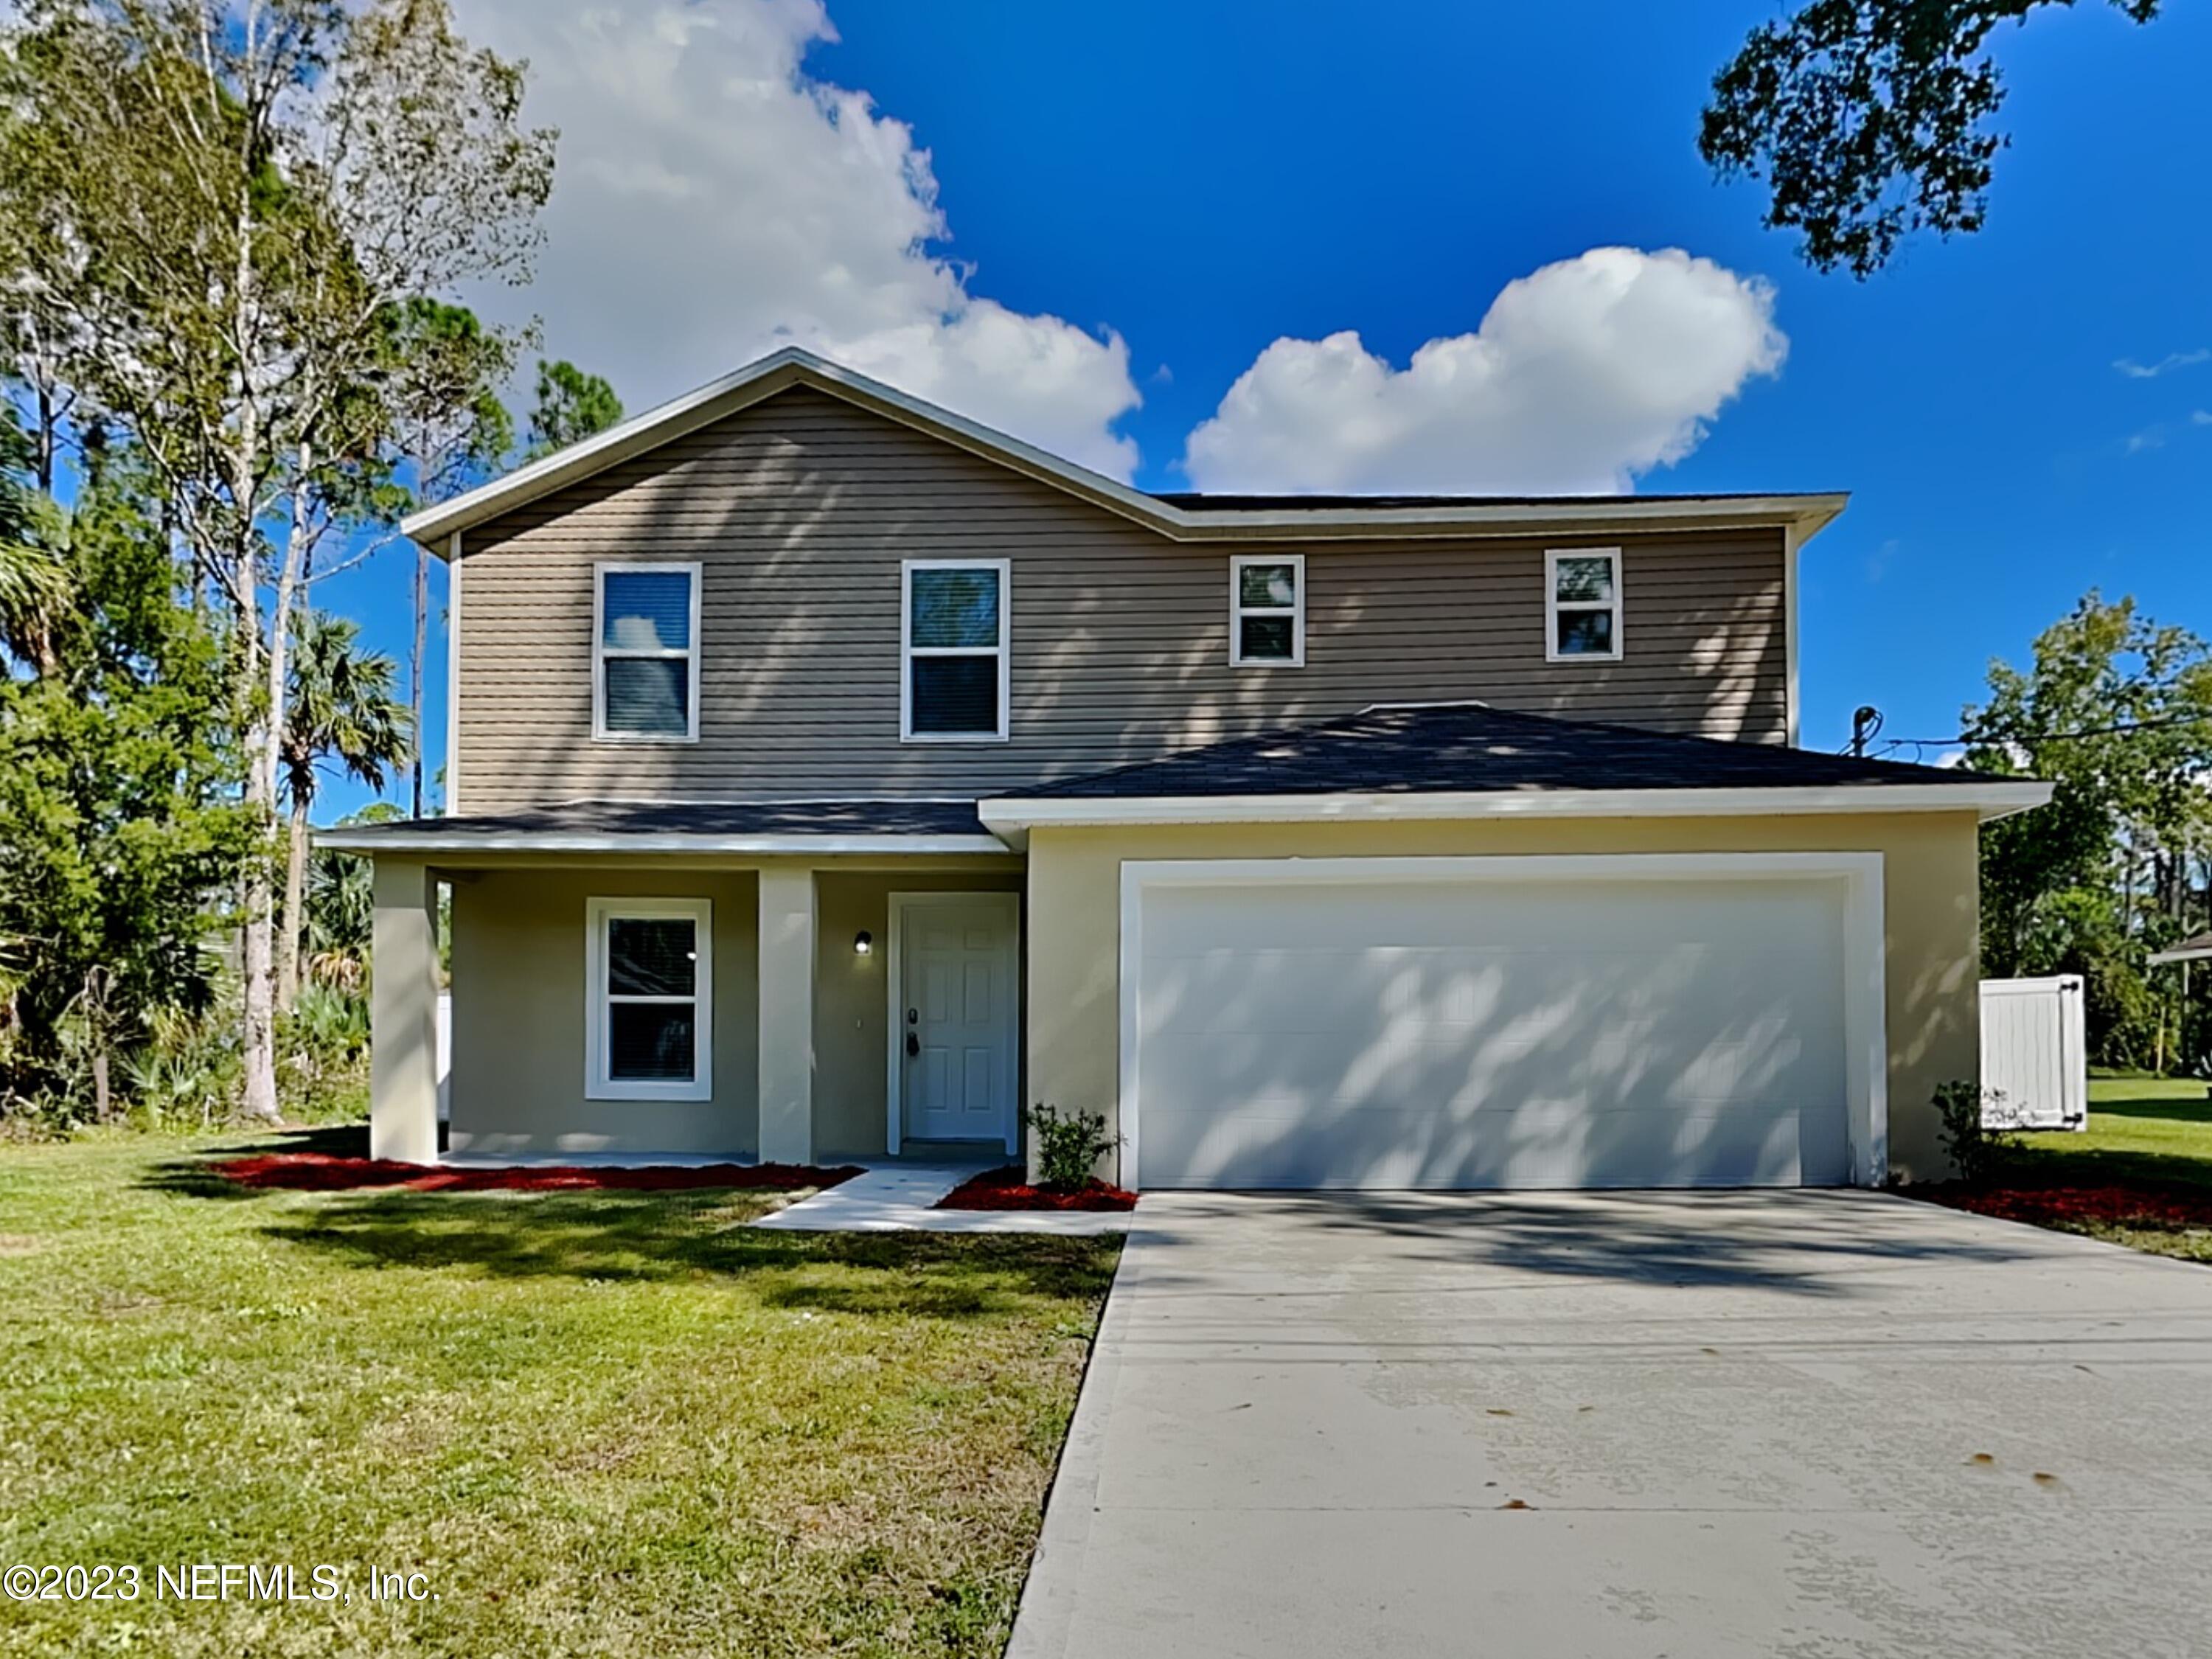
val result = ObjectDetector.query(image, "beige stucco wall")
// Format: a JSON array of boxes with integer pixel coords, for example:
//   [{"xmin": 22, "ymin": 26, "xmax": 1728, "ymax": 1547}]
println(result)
[
  {"xmin": 1024, "ymin": 812, "xmax": 1983, "ymax": 1186},
  {"xmin": 448, "ymin": 867, "xmax": 762, "ymax": 1156},
  {"xmin": 812, "ymin": 869, "xmax": 1025, "ymax": 1158}
]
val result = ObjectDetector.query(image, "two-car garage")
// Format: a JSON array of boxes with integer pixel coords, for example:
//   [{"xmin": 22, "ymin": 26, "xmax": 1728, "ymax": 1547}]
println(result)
[{"xmin": 1122, "ymin": 855, "xmax": 1887, "ymax": 1192}]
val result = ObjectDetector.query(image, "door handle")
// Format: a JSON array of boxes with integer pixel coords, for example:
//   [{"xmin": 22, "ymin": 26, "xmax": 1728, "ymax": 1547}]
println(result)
[{"xmin": 905, "ymin": 1032, "xmax": 920, "ymax": 1057}]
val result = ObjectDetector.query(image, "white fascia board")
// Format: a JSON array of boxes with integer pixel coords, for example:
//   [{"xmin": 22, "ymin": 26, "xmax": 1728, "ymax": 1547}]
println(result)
[
  {"xmin": 313, "ymin": 830, "xmax": 1010, "ymax": 857},
  {"xmin": 981, "ymin": 780, "xmax": 2053, "ymax": 845},
  {"xmin": 401, "ymin": 345, "xmax": 1850, "ymax": 553},
  {"xmin": 2149, "ymin": 944, "xmax": 2212, "ymax": 965}
]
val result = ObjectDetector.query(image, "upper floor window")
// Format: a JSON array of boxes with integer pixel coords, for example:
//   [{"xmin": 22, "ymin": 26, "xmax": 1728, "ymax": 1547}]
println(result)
[
  {"xmin": 1231, "ymin": 554, "xmax": 1304, "ymax": 667},
  {"xmin": 902, "ymin": 559, "xmax": 1009, "ymax": 742},
  {"xmin": 595, "ymin": 563, "xmax": 700, "ymax": 740},
  {"xmin": 1545, "ymin": 548, "xmax": 1621, "ymax": 662}
]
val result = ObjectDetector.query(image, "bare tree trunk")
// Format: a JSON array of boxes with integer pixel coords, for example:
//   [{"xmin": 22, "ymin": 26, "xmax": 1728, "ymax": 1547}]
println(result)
[
  {"xmin": 240, "ymin": 835, "xmax": 282, "ymax": 1124},
  {"xmin": 235, "ymin": 539, "xmax": 283, "ymax": 1127},
  {"xmin": 279, "ymin": 791, "xmax": 309, "ymax": 1009},
  {"xmin": 411, "ymin": 538, "xmax": 427, "ymax": 817},
  {"xmin": 84, "ymin": 967, "xmax": 111, "ymax": 1122},
  {"xmin": 241, "ymin": 452, "xmax": 313, "ymax": 1124},
  {"xmin": 32, "ymin": 375, "xmax": 56, "ymax": 498}
]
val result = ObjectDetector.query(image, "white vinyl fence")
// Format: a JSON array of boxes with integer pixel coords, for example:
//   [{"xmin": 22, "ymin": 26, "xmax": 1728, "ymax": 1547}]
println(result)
[{"xmin": 1978, "ymin": 975, "xmax": 2087, "ymax": 1130}]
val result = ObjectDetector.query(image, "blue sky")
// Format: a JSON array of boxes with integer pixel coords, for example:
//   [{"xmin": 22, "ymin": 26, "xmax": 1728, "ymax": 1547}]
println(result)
[{"xmin": 319, "ymin": 0, "xmax": 2210, "ymax": 816}]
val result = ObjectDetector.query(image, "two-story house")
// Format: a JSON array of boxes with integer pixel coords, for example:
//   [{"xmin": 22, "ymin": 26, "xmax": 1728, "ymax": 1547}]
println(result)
[{"xmin": 327, "ymin": 347, "xmax": 2048, "ymax": 1189}]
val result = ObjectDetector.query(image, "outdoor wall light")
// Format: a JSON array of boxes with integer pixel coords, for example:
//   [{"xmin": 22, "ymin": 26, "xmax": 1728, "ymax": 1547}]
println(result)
[{"xmin": 853, "ymin": 931, "xmax": 873, "ymax": 956}]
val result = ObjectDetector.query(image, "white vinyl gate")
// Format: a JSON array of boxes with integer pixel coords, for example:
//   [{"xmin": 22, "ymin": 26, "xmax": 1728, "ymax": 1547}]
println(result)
[{"xmin": 1978, "ymin": 976, "xmax": 2087, "ymax": 1130}]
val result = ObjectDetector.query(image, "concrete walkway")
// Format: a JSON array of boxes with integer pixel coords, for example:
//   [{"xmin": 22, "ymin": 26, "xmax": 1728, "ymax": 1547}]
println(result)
[
  {"xmin": 1009, "ymin": 1189, "xmax": 2212, "ymax": 1658},
  {"xmin": 751, "ymin": 1161, "xmax": 1135, "ymax": 1235}
]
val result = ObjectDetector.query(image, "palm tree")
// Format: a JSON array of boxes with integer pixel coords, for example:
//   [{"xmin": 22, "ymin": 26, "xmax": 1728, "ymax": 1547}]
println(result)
[
  {"xmin": 0, "ymin": 476, "xmax": 70, "ymax": 677},
  {"xmin": 279, "ymin": 612, "xmax": 411, "ymax": 1009}
]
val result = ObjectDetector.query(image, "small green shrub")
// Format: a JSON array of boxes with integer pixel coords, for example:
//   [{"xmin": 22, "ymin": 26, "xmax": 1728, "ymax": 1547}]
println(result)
[
  {"xmin": 1933, "ymin": 1079, "xmax": 2016, "ymax": 1184},
  {"xmin": 122, "ymin": 1014, "xmax": 242, "ymax": 1129},
  {"xmin": 1023, "ymin": 1102, "xmax": 1120, "ymax": 1193},
  {"xmin": 4, "ymin": 1002, "xmax": 240, "ymax": 1138},
  {"xmin": 276, "ymin": 986, "xmax": 372, "ymax": 1123}
]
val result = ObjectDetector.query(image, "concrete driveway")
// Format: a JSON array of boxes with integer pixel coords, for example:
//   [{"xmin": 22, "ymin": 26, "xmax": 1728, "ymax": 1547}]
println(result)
[{"xmin": 1009, "ymin": 1190, "xmax": 2212, "ymax": 1658}]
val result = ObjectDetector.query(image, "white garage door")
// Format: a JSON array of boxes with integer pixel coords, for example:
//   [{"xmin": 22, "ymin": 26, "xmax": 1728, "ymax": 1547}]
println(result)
[{"xmin": 1130, "ymin": 869, "xmax": 1854, "ymax": 1191}]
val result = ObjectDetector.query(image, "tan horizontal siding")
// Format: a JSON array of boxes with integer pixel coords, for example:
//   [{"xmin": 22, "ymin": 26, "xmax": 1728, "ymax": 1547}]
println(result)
[{"xmin": 455, "ymin": 388, "xmax": 1789, "ymax": 813}]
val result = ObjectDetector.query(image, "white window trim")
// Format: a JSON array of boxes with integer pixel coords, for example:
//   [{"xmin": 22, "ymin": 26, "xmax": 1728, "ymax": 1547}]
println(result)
[
  {"xmin": 592, "ymin": 560, "xmax": 702, "ymax": 743},
  {"xmin": 1229, "ymin": 552, "xmax": 1306, "ymax": 667},
  {"xmin": 1545, "ymin": 547, "xmax": 1623, "ymax": 664},
  {"xmin": 900, "ymin": 557, "xmax": 1011, "ymax": 743},
  {"xmin": 584, "ymin": 896, "xmax": 713, "ymax": 1102}
]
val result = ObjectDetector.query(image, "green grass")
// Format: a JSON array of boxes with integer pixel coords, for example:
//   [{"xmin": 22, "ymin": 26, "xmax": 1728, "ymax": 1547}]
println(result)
[
  {"xmin": 2000, "ymin": 1074, "xmax": 2212, "ymax": 1261},
  {"xmin": 2014, "ymin": 1074, "xmax": 2212, "ymax": 1191},
  {"xmin": 0, "ymin": 1132, "xmax": 1121, "ymax": 1658}
]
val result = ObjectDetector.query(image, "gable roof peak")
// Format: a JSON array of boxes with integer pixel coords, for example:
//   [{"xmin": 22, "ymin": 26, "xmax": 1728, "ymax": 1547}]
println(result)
[{"xmin": 403, "ymin": 345, "xmax": 1847, "ymax": 554}]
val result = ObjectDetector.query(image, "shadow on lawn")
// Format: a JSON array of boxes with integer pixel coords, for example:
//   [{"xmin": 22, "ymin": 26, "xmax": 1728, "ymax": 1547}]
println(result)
[
  {"xmin": 2014, "ymin": 1093, "xmax": 2212, "ymax": 1193},
  {"xmin": 2090, "ymin": 1096, "xmax": 2212, "ymax": 1125},
  {"xmin": 139, "ymin": 1136, "xmax": 1119, "ymax": 1315},
  {"xmin": 2011, "ymin": 1143, "xmax": 2212, "ymax": 1194},
  {"xmin": 138, "ymin": 1125, "xmax": 373, "ymax": 1200}
]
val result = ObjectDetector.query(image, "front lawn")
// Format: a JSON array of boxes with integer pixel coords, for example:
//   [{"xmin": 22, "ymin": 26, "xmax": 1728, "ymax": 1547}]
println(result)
[
  {"xmin": 0, "ymin": 1132, "xmax": 1121, "ymax": 1658},
  {"xmin": 2018, "ymin": 1073, "xmax": 2212, "ymax": 1192},
  {"xmin": 1927, "ymin": 1074, "xmax": 2212, "ymax": 1263}
]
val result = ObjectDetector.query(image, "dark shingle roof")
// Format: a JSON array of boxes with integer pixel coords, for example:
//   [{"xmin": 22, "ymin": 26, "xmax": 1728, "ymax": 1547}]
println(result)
[
  {"xmin": 322, "ymin": 798, "xmax": 988, "ymax": 844},
  {"xmin": 991, "ymin": 703, "xmax": 2022, "ymax": 801}
]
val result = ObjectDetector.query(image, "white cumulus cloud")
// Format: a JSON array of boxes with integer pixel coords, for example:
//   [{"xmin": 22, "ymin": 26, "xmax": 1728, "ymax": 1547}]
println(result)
[
  {"xmin": 1182, "ymin": 248, "xmax": 1788, "ymax": 495},
  {"xmin": 451, "ymin": 0, "xmax": 1141, "ymax": 476}
]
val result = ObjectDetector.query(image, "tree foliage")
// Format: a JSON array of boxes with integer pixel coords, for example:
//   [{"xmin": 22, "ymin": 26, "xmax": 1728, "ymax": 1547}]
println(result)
[
  {"xmin": 0, "ymin": 431, "xmax": 253, "ymax": 1116},
  {"xmin": 1701, "ymin": 1, "xmax": 2164, "ymax": 275},
  {"xmin": 1964, "ymin": 593, "xmax": 2212, "ymax": 1066},
  {"xmin": 0, "ymin": 0, "xmax": 553, "ymax": 1119},
  {"xmin": 377, "ymin": 296, "xmax": 518, "ymax": 815},
  {"xmin": 526, "ymin": 359, "xmax": 624, "ymax": 460},
  {"xmin": 276, "ymin": 612, "xmax": 408, "ymax": 1006}
]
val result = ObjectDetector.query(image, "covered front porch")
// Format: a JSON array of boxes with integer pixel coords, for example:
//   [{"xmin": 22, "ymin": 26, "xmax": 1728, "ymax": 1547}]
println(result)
[{"xmin": 326, "ymin": 806, "xmax": 1026, "ymax": 1170}]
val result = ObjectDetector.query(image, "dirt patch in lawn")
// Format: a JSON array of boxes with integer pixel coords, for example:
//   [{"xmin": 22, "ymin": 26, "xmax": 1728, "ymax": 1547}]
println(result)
[
  {"xmin": 208, "ymin": 1152, "xmax": 862, "ymax": 1194},
  {"xmin": 937, "ymin": 1166, "xmax": 1137, "ymax": 1212}
]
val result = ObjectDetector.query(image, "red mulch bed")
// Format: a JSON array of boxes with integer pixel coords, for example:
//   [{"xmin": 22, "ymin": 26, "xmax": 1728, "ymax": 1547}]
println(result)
[
  {"xmin": 1917, "ymin": 1180, "xmax": 2212, "ymax": 1231},
  {"xmin": 206, "ymin": 1152, "xmax": 862, "ymax": 1194},
  {"xmin": 936, "ymin": 1166, "xmax": 1137, "ymax": 1212}
]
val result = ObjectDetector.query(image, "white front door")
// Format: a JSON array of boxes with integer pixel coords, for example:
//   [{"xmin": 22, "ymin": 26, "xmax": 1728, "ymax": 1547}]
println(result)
[{"xmin": 896, "ymin": 894, "xmax": 1019, "ymax": 1149}]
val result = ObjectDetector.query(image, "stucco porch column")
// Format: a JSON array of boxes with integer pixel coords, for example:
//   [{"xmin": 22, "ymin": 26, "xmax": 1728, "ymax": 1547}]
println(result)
[
  {"xmin": 757, "ymin": 864, "xmax": 815, "ymax": 1165},
  {"xmin": 369, "ymin": 857, "xmax": 441, "ymax": 1164}
]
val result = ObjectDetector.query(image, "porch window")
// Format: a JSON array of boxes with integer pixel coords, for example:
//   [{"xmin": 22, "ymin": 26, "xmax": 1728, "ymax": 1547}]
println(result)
[
  {"xmin": 585, "ymin": 897, "xmax": 712, "ymax": 1101},
  {"xmin": 902, "ymin": 559, "xmax": 1009, "ymax": 740},
  {"xmin": 1545, "ymin": 548, "xmax": 1622, "ymax": 661},
  {"xmin": 1230, "ymin": 554, "xmax": 1304, "ymax": 666},
  {"xmin": 594, "ymin": 563, "xmax": 700, "ymax": 740}
]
